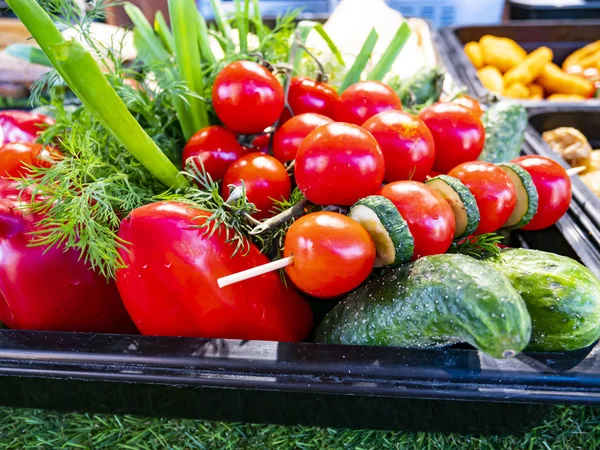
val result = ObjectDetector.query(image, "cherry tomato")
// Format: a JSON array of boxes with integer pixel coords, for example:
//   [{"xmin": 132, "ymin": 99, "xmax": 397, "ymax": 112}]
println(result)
[
  {"xmin": 419, "ymin": 103, "xmax": 485, "ymax": 174},
  {"xmin": 243, "ymin": 134, "xmax": 270, "ymax": 154},
  {"xmin": 212, "ymin": 61, "xmax": 284, "ymax": 134},
  {"xmin": 379, "ymin": 181, "xmax": 455, "ymax": 259},
  {"xmin": 0, "ymin": 142, "xmax": 62, "ymax": 178},
  {"xmin": 222, "ymin": 153, "xmax": 291, "ymax": 220},
  {"xmin": 334, "ymin": 81, "xmax": 402, "ymax": 125},
  {"xmin": 512, "ymin": 155, "xmax": 572, "ymax": 230},
  {"xmin": 295, "ymin": 122, "xmax": 385, "ymax": 205},
  {"xmin": 284, "ymin": 211, "xmax": 375, "ymax": 298},
  {"xmin": 362, "ymin": 110, "xmax": 435, "ymax": 182},
  {"xmin": 117, "ymin": 201, "xmax": 312, "ymax": 341},
  {"xmin": 448, "ymin": 161, "xmax": 517, "ymax": 234},
  {"xmin": 273, "ymin": 113, "xmax": 332, "ymax": 163},
  {"xmin": 280, "ymin": 76, "xmax": 339, "ymax": 123},
  {"xmin": 182, "ymin": 126, "xmax": 245, "ymax": 180},
  {"xmin": 0, "ymin": 110, "xmax": 55, "ymax": 146},
  {"xmin": 452, "ymin": 95, "xmax": 483, "ymax": 118}
]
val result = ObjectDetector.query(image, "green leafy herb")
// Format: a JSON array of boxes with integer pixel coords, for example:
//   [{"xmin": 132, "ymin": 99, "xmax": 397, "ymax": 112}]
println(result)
[{"xmin": 448, "ymin": 233, "xmax": 505, "ymax": 260}]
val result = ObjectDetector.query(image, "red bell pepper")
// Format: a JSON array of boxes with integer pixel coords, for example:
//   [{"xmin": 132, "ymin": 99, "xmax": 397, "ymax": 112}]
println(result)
[
  {"xmin": 116, "ymin": 201, "xmax": 313, "ymax": 342},
  {"xmin": 0, "ymin": 180, "xmax": 136, "ymax": 333},
  {"xmin": 0, "ymin": 110, "xmax": 55, "ymax": 146}
]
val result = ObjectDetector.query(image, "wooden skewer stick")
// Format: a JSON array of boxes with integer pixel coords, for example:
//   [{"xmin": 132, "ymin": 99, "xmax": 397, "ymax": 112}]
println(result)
[
  {"xmin": 217, "ymin": 256, "xmax": 295, "ymax": 288},
  {"xmin": 567, "ymin": 166, "xmax": 587, "ymax": 176}
]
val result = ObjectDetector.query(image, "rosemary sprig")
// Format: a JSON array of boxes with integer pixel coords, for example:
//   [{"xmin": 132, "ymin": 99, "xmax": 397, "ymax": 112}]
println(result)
[{"xmin": 448, "ymin": 233, "xmax": 505, "ymax": 260}]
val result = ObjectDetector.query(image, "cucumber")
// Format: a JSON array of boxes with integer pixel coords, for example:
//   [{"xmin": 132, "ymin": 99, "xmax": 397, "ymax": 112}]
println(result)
[
  {"xmin": 498, "ymin": 163, "xmax": 539, "ymax": 229},
  {"xmin": 391, "ymin": 66, "xmax": 445, "ymax": 108},
  {"xmin": 478, "ymin": 101, "xmax": 528, "ymax": 163},
  {"xmin": 349, "ymin": 196, "xmax": 413, "ymax": 267},
  {"xmin": 315, "ymin": 254, "xmax": 531, "ymax": 359},
  {"xmin": 425, "ymin": 175, "xmax": 479, "ymax": 239},
  {"xmin": 490, "ymin": 249, "xmax": 600, "ymax": 351}
]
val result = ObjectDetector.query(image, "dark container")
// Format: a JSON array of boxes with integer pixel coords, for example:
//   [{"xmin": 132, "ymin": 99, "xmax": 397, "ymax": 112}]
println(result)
[
  {"xmin": 527, "ymin": 108, "xmax": 600, "ymax": 239},
  {"xmin": 439, "ymin": 20, "xmax": 600, "ymax": 107},
  {"xmin": 510, "ymin": 0, "xmax": 600, "ymax": 21},
  {"xmin": 1, "ymin": 24, "xmax": 600, "ymax": 436}
]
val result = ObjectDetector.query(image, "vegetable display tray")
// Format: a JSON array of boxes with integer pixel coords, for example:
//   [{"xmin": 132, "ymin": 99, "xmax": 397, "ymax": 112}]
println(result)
[
  {"xmin": 527, "ymin": 108, "xmax": 600, "ymax": 242},
  {"xmin": 438, "ymin": 20, "xmax": 600, "ymax": 107},
  {"xmin": 0, "ymin": 197, "xmax": 599, "ymax": 434}
]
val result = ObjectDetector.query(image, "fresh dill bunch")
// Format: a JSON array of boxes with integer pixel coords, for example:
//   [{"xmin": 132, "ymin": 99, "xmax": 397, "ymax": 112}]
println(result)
[
  {"xmin": 448, "ymin": 233, "xmax": 505, "ymax": 260},
  {"xmin": 157, "ymin": 159, "xmax": 258, "ymax": 257}
]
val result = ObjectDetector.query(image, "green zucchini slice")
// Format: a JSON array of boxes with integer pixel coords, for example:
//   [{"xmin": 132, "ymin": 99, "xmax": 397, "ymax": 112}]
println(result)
[
  {"xmin": 426, "ymin": 175, "xmax": 480, "ymax": 239},
  {"xmin": 349, "ymin": 196, "xmax": 414, "ymax": 267},
  {"xmin": 498, "ymin": 162, "xmax": 539, "ymax": 229}
]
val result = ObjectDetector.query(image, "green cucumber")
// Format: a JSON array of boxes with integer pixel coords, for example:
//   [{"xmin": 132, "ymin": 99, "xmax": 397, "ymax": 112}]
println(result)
[
  {"xmin": 390, "ymin": 66, "xmax": 445, "ymax": 108},
  {"xmin": 498, "ymin": 163, "xmax": 539, "ymax": 229},
  {"xmin": 478, "ymin": 101, "xmax": 528, "ymax": 163},
  {"xmin": 315, "ymin": 254, "xmax": 531, "ymax": 359},
  {"xmin": 426, "ymin": 175, "xmax": 479, "ymax": 239},
  {"xmin": 349, "ymin": 196, "xmax": 413, "ymax": 267},
  {"xmin": 490, "ymin": 249, "xmax": 600, "ymax": 351}
]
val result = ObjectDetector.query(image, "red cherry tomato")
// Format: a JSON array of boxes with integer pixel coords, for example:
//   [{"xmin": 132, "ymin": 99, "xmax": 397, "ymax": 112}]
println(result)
[
  {"xmin": 295, "ymin": 122, "xmax": 385, "ymax": 205},
  {"xmin": 0, "ymin": 110, "xmax": 55, "ymax": 145},
  {"xmin": 451, "ymin": 95, "xmax": 483, "ymax": 118},
  {"xmin": 419, "ymin": 103, "xmax": 485, "ymax": 174},
  {"xmin": 448, "ymin": 161, "xmax": 517, "ymax": 234},
  {"xmin": 284, "ymin": 211, "xmax": 375, "ymax": 298},
  {"xmin": 222, "ymin": 153, "xmax": 291, "ymax": 220},
  {"xmin": 273, "ymin": 113, "xmax": 332, "ymax": 163},
  {"xmin": 379, "ymin": 181, "xmax": 455, "ymax": 259},
  {"xmin": 182, "ymin": 126, "xmax": 245, "ymax": 180},
  {"xmin": 362, "ymin": 110, "xmax": 435, "ymax": 182},
  {"xmin": 512, "ymin": 155, "xmax": 572, "ymax": 230},
  {"xmin": 0, "ymin": 142, "xmax": 62, "ymax": 178},
  {"xmin": 117, "ymin": 201, "xmax": 312, "ymax": 341},
  {"xmin": 282, "ymin": 76, "xmax": 339, "ymax": 122},
  {"xmin": 243, "ymin": 134, "xmax": 270, "ymax": 154},
  {"xmin": 212, "ymin": 61, "xmax": 284, "ymax": 134},
  {"xmin": 334, "ymin": 81, "xmax": 402, "ymax": 125}
]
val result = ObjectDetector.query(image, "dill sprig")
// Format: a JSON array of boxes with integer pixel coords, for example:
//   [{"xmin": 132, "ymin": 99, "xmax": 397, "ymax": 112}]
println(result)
[{"xmin": 448, "ymin": 233, "xmax": 505, "ymax": 260}]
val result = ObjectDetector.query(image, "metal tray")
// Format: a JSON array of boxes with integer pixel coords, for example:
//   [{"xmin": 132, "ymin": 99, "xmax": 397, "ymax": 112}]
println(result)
[{"xmin": 438, "ymin": 20, "xmax": 600, "ymax": 108}]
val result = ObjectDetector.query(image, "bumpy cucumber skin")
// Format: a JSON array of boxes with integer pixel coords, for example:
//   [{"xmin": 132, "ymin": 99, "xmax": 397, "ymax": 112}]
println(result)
[
  {"xmin": 478, "ymin": 101, "xmax": 528, "ymax": 163},
  {"xmin": 393, "ymin": 67, "xmax": 445, "ymax": 108},
  {"xmin": 498, "ymin": 163, "xmax": 539, "ymax": 229},
  {"xmin": 315, "ymin": 254, "xmax": 531, "ymax": 359},
  {"xmin": 491, "ymin": 249, "xmax": 600, "ymax": 351},
  {"xmin": 426, "ymin": 175, "xmax": 480, "ymax": 239},
  {"xmin": 352, "ymin": 196, "xmax": 414, "ymax": 266}
]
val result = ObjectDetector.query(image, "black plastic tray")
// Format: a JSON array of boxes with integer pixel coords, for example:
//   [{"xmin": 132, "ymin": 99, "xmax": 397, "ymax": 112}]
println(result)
[
  {"xmin": 527, "ymin": 108, "xmax": 600, "ymax": 239},
  {"xmin": 510, "ymin": 0, "xmax": 600, "ymax": 21},
  {"xmin": 439, "ymin": 20, "xmax": 600, "ymax": 107}
]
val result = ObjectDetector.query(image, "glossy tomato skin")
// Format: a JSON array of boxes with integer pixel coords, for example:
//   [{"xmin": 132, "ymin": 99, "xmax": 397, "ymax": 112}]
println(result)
[
  {"xmin": 222, "ymin": 153, "xmax": 291, "ymax": 220},
  {"xmin": 334, "ymin": 81, "xmax": 402, "ymax": 125},
  {"xmin": 273, "ymin": 113, "xmax": 332, "ymax": 163},
  {"xmin": 212, "ymin": 61, "xmax": 284, "ymax": 134},
  {"xmin": 379, "ymin": 181, "xmax": 455, "ymax": 259},
  {"xmin": 116, "ymin": 201, "xmax": 312, "ymax": 341},
  {"xmin": 295, "ymin": 122, "xmax": 385, "ymax": 205},
  {"xmin": 419, "ymin": 103, "xmax": 485, "ymax": 174},
  {"xmin": 512, "ymin": 155, "xmax": 572, "ymax": 230},
  {"xmin": 0, "ymin": 110, "xmax": 55, "ymax": 145},
  {"xmin": 452, "ymin": 95, "xmax": 483, "ymax": 118},
  {"xmin": 243, "ymin": 134, "xmax": 270, "ymax": 154},
  {"xmin": 362, "ymin": 110, "xmax": 435, "ymax": 182},
  {"xmin": 0, "ymin": 142, "xmax": 62, "ymax": 178},
  {"xmin": 182, "ymin": 126, "xmax": 245, "ymax": 180},
  {"xmin": 0, "ymin": 180, "xmax": 135, "ymax": 333},
  {"xmin": 281, "ymin": 76, "xmax": 339, "ymax": 122},
  {"xmin": 448, "ymin": 161, "xmax": 517, "ymax": 234},
  {"xmin": 284, "ymin": 211, "xmax": 375, "ymax": 298}
]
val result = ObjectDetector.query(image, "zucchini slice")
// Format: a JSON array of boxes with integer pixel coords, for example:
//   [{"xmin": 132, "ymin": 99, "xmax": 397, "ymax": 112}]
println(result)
[
  {"xmin": 426, "ymin": 175, "xmax": 480, "ymax": 239},
  {"xmin": 349, "ymin": 196, "xmax": 414, "ymax": 267},
  {"xmin": 498, "ymin": 162, "xmax": 539, "ymax": 229}
]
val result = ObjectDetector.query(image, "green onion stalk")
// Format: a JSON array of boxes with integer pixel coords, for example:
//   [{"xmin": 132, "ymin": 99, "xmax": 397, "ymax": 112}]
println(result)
[{"xmin": 7, "ymin": 0, "xmax": 186, "ymax": 189}]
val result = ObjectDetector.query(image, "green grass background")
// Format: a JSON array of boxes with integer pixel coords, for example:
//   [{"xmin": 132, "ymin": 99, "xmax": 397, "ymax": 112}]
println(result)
[{"xmin": 0, "ymin": 405, "xmax": 598, "ymax": 449}]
